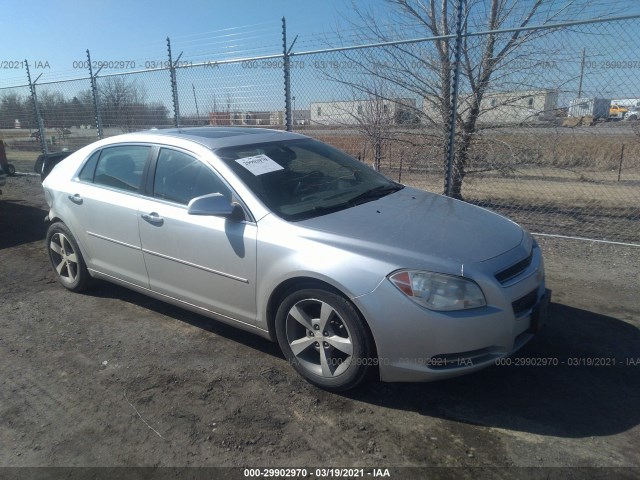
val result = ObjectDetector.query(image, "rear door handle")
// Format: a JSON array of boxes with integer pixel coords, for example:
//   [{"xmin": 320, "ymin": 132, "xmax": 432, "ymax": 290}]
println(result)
[
  {"xmin": 68, "ymin": 194, "xmax": 83, "ymax": 205},
  {"xmin": 141, "ymin": 212, "xmax": 164, "ymax": 226}
]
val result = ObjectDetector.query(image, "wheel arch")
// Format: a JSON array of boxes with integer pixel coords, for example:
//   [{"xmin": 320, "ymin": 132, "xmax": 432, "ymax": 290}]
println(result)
[
  {"xmin": 265, "ymin": 276, "xmax": 379, "ymax": 369},
  {"xmin": 46, "ymin": 217, "xmax": 93, "ymax": 275}
]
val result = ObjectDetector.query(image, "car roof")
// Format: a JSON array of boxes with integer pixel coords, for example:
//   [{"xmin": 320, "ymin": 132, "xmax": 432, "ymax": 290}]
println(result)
[{"xmin": 137, "ymin": 127, "xmax": 308, "ymax": 150}]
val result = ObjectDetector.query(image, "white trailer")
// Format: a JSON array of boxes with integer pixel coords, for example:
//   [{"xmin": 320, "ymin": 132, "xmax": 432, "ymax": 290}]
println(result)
[{"xmin": 568, "ymin": 98, "xmax": 611, "ymax": 119}]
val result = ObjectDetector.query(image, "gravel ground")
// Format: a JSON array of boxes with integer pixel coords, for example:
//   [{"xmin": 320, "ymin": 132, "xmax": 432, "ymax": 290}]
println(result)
[{"xmin": 0, "ymin": 174, "xmax": 638, "ymax": 479}]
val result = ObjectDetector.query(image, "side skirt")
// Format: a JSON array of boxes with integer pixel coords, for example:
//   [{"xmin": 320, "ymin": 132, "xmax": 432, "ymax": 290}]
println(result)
[{"xmin": 87, "ymin": 268, "xmax": 273, "ymax": 341}]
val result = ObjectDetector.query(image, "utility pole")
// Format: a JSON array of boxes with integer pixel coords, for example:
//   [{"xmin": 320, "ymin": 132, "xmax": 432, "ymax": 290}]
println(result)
[{"xmin": 578, "ymin": 48, "xmax": 586, "ymax": 98}]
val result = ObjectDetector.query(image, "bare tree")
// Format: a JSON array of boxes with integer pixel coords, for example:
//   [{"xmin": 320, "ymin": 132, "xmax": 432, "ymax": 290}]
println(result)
[
  {"xmin": 68, "ymin": 91, "xmax": 95, "ymax": 128},
  {"xmin": 329, "ymin": 82, "xmax": 395, "ymax": 170},
  {"xmin": 99, "ymin": 77, "xmax": 147, "ymax": 132},
  {"xmin": 358, "ymin": 91, "xmax": 393, "ymax": 171},
  {"xmin": 0, "ymin": 92, "xmax": 32, "ymax": 129},
  {"xmin": 330, "ymin": 0, "xmax": 591, "ymax": 199}
]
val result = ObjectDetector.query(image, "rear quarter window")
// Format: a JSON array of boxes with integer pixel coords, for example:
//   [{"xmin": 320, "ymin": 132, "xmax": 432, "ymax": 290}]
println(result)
[
  {"xmin": 92, "ymin": 145, "xmax": 150, "ymax": 192},
  {"xmin": 78, "ymin": 151, "xmax": 100, "ymax": 182}
]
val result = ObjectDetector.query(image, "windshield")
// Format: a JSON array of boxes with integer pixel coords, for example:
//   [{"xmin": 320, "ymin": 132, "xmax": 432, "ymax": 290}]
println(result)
[{"xmin": 215, "ymin": 138, "xmax": 403, "ymax": 221}]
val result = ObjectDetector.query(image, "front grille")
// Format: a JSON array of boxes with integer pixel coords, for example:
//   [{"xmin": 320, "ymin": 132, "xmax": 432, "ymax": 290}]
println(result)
[
  {"xmin": 512, "ymin": 289, "xmax": 538, "ymax": 317},
  {"xmin": 495, "ymin": 249, "xmax": 533, "ymax": 284}
]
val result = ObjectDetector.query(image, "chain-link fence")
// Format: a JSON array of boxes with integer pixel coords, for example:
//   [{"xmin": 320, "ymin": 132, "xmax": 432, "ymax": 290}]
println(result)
[
  {"xmin": 1, "ymin": 12, "xmax": 638, "ymax": 245},
  {"xmin": 289, "ymin": 15, "xmax": 640, "ymax": 245}
]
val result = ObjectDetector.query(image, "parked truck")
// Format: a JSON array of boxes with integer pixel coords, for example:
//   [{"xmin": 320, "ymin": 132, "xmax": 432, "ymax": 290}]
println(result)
[{"xmin": 609, "ymin": 104, "xmax": 628, "ymax": 119}]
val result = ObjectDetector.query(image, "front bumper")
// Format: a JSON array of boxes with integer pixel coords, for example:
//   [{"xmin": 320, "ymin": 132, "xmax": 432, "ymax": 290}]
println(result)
[{"xmin": 353, "ymin": 246, "xmax": 550, "ymax": 382}]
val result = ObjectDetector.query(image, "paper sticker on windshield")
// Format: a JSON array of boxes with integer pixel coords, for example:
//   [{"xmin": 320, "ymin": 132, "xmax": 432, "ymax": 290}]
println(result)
[{"xmin": 235, "ymin": 154, "xmax": 284, "ymax": 176}]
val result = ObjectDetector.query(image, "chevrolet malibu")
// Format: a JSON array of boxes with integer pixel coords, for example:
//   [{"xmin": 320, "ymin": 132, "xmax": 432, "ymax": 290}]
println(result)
[{"xmin": 42, "ymin": 127, "xmax": 550, "ymax": 391}]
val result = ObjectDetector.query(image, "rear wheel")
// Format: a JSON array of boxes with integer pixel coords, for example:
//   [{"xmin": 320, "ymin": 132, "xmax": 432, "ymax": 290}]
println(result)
[
  {"xmin": 46, "ymin": 222, "xmax": 91, "ymax": 292},
  {"xmin": 6, "ymin": 164, "xmax": 15, "ymax": 176},
  {"xmin": 275, "ymin": 288, "xmax": 372, "ymax": 391}
]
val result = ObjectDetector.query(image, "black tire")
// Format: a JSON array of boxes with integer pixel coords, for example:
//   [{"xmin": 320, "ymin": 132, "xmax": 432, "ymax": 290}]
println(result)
[
  {"xmin": 46, "ymin": 222, "xmax": 91, "ymax": 292},
  {"xmin": 6, "ymin": 164, "xmax": 15, "ymax": 176},
  {"xmin": 275, "ymin": 288, "xmax": 372, "ymax": 391}
]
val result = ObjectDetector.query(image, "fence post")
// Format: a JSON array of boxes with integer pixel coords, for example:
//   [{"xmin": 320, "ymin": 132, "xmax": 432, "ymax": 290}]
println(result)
[
  {"xmin": 26, "ymin": 60, "xmax": 48, "ymax": 155},
  {"xmin": 282, "ymin": 17, "xmax": 292, "ymax": 131},
  {"xmin": 618, "ymin": 143, "xmax": 625, "ymax": 182},
  {"xmin": 87, "ymin": 50, "xmax": 104, "ymax": 140},
  {"xmin": 167, "ymin": 37, "xmax": 181, "ymax": 127},
  {"xmin": 444, "ymin": 0, "xmax": 465, "ymax": 197}
]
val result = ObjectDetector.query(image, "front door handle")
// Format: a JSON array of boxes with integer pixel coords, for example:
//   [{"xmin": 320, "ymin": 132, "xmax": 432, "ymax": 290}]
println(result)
[
  {"xmin": 68, "ymin": 194, "xmax": 83, "ymax": 205},
  {"xmin": 141, "ymin": 212, "xmax": 164, "ymax": 226}
]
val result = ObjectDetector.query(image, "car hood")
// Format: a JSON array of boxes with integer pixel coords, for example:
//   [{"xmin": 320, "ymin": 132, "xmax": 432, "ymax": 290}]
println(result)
[{"xmin": 297, "ymin": 187, "xmax": 523, "ymax": 265}]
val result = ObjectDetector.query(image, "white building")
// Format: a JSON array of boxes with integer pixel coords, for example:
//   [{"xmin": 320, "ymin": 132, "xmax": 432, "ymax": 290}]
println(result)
[
  {"xmin": 423, "ymin": 89, "xmax": 558, "ymax": 125},
  {"xmin": 310, "ymin": 98, "xmax": 417, "ymax": 126}
]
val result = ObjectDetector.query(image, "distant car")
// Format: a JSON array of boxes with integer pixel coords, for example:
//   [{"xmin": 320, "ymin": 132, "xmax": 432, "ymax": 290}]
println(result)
[
  {"xmin": 625, "ymin": 108, "xmax": 639, "ymax": 121},
  {"xmin": 34, "ymin": 150, "xmax": 74, "ymax": 181},
  {"xmin": 41, "ymin": 127, "xmax": 550, "ymax": 391}
]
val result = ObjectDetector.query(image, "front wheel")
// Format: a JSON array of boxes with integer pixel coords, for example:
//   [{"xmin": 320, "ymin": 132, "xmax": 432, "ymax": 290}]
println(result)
[
  {"xmin": 275, "ymin": 288, "xmax": 373, "ymax": 391},
  {"xmin": 6, "ymin": 163, "xmax": 16, "ymax": 176},
  {"xmin": 46, "ymin": 222, "xmax": 91, "ymax": 292}
]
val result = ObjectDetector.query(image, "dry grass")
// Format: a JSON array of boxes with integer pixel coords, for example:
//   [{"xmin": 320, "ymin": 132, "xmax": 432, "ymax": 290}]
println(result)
[
  {"xmin": 390, "ymin": 168, "xmax": 639, "ymax": 210},
  {"xmin": 473, "ymin": 131, "xmax": 640, "ymax": 172},
  {"xmin": 314, "ymin": 127, "xmax": 640, "ymax": 172}
]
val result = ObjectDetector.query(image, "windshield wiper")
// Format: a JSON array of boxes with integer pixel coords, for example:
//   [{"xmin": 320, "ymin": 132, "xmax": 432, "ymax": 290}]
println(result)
[
  {"xmin": 347, "ymin": 184, "xmax": 404, "ymax": 206},
  {"xmin": 288, "ymin": 184, "xmax": 404, "ymax": 221},
  {"xmin": 289, "ymin": 202, "xmax": 353, "ymax": 221}
]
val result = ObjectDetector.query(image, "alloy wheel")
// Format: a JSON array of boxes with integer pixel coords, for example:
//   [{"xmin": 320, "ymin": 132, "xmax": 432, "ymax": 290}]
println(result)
[
  {"xmin": 49, "ymin": 232, "xmax": 80, "ymax": 286},
  {"xmin": 285, "ymin": 298, "xmax": 354, "ymax": 378}
]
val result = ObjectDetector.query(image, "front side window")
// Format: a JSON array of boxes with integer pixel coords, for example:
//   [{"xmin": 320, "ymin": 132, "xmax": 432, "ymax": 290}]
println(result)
[
  {"xmin": 92, "ymin": 145, "xmax": 150, "ymax": 192},
  {"xmin": 153, "ymin": 148, "xmax": 231, "ymax": 205}
]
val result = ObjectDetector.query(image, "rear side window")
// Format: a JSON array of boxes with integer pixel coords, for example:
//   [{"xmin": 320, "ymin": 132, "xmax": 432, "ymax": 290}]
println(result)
[
  {"xmin": 93, "ymin": 145, "xmax": 150, "ymax": 192},
  {"xmin": 153, "ymin": 148, "xmax": 231, "ymax": 205},
  {"xmin": 78, "ymin": 151, "xmax": 100, "ymax": 182}
]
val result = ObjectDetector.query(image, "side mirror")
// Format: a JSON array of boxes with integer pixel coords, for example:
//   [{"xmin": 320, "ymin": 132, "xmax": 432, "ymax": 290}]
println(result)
[{"xmin": 187, "ymin": 193, "xmax": 245, "ymax": 221}]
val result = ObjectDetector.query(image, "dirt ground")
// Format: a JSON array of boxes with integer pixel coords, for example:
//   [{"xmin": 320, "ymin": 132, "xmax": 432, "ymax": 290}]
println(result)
[{"xmin": 0, "ymin": 174, "xmax": 638, "ymax": 479}]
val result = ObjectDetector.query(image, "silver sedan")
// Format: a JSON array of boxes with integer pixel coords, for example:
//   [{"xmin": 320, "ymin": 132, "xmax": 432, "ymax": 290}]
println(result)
[{"xmin": 42, "ymin": 127, "xmax": 550, "ymax": 391}]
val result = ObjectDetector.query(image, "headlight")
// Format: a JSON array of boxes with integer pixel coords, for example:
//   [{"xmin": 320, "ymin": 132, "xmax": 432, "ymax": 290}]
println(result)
[{"xmin": 388, "ymin": 270, "xmax": 486, "ymax": 311}]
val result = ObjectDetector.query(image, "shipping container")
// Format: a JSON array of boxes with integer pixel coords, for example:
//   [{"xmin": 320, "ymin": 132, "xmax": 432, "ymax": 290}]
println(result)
[{"xmin": 568, "ymin": 98, "xmax": 611, "ymax": 119}]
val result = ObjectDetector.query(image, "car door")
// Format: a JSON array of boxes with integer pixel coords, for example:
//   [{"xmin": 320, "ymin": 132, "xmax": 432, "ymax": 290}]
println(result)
[
  {"xmin": 70, "ymin": 144, "xmax": 152, "ymax": 287},
  {"xmin": 137, "ymin": 147, "xmax": 258, "ymax": 326}
]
